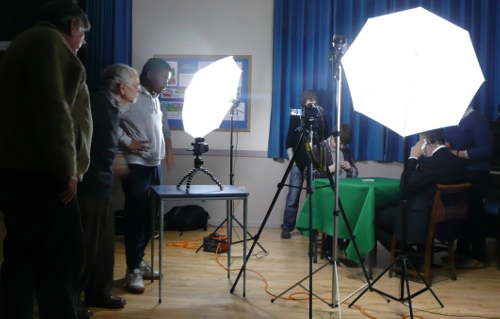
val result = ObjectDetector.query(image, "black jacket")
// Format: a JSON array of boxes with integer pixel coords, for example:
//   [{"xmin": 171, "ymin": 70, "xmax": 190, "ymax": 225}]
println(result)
[
  {"xmin": 78, "ymin": 91, "xmax": 120, "ymax": 199},
  {"xmin": 395, "ymin": 147, "xmax": 467, "ymax": 243}
]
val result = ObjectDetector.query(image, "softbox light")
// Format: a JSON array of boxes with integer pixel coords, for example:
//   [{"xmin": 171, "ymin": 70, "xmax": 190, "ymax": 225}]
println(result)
[{"xmin": 182, "ymin": 56, "xmax": 242, "ymax": 139}]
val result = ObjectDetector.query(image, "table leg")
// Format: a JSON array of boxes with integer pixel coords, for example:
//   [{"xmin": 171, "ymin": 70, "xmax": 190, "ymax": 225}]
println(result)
[
  {"xmin": 227, "ymin": 200, "xmax": 232, "ymax": 278},
  {"xmin": 159, "ymin": 199, "xmax": 164, "ymax": 303},
  {"xmin": 150, "ymin": 196, "xmax": 155, "ymax": 284},
  {"xmin": 243, "ymin": 196, "xmax": 247, "ymax": 296}
]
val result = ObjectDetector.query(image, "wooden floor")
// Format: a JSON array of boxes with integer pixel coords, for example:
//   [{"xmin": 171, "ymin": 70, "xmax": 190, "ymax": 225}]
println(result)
[{"xmin": 1, "ymin": 221, "xmax": 500, "ymax": 319}]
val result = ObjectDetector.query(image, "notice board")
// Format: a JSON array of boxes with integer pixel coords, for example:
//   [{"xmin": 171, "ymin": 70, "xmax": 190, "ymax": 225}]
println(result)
[{"xmin": 153, "ymin": 54, "xmax": 251, "ymax": 132}]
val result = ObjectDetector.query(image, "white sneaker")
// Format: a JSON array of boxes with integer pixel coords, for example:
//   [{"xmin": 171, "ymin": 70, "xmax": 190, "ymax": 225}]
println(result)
[
  {"xmin": 139, "ymin": 260, "xmax": 162, "ymax": 279},
  {"xmin": 127, "ymin": 268, "xmax": 145, "ymax": 293}
]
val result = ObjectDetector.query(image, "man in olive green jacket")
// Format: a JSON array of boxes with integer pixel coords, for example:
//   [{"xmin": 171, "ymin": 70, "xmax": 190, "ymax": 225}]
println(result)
[{"xmin": 0, "ymin": 1, "xmax": 92, "ymax": 318}]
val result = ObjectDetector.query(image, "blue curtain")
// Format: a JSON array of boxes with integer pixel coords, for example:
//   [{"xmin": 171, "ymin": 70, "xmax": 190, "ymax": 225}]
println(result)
[
  {"xmin": 269, "ymin": 0, "xmax": 500, "ymax": 161},
  {"xmin": 84, "ymin": 0, "xmax": 132, "ymax": 91}
]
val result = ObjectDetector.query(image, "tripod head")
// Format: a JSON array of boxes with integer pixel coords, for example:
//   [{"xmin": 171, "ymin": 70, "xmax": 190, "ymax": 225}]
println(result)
[
  {"xmin": 302, "ymin": 103, "xmax": 322, "ymax": 126},
  {"xmin": 186, "ymin": 137, "xmax": 209, "ymax": 168},
  {"xmin": 188, "ymin": 137, "xmax": 209, "ymax": 156},
  {"xmin": 331, "ymin": 35, "xmax": 348, "ymax": 80}
]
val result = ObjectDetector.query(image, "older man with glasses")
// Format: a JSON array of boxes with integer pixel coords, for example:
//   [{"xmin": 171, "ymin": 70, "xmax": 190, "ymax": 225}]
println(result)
[
  {"xmin": 0, "ymin": 1, "xmax": 92, "ymax": 318},
  {"xmin": 77, "ymin": 64, "xmax": 141, "ymax": 315}
]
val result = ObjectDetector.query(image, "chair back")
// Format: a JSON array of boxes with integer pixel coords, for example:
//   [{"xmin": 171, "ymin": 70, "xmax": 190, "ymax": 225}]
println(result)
[
  {"xmin": 433, "ymin": 183, "xmax": 471, "ymax": 223},
  {"xmin": 390, "ymin": 182, "xmax": 472, "ymax": 285}
]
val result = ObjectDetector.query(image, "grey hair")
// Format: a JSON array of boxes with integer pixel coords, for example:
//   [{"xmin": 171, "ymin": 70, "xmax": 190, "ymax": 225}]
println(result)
[
  {"xmin": 42, "ymin": 1, "xmax": 91, "ymax": 35},
  {"xmin": 420, "ymin": 128, "xmax": 446, "ymax": 145},
  {"xmin": 100, "ymin": 64, "xmax": 137, "ymax": 91}
]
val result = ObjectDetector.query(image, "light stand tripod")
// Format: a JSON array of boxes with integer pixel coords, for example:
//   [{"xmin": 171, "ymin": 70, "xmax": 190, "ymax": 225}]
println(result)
[
  {"xmin": 271, "ymin": 36, "xmax": 373, "ymax": 317},
  {"xmin": 348, "ymin": 137, "xmax": 443, "ymax": 318},
  {"xmin": 271, "ymin": 165, "xmax": 374, "ymax": 310},
  {"xmin": 226, "ymin": 113, "xmax": 311, "ymax": 297},
  {"xmin": 325, "ymin": 35, "xmax": 374, "ymax": 314},
  {"xmin": 195, "ymin": 101, "xmax": 267, "ymax": 253},
  {"xmin": 230, "ymin": 106, "xmax": 371, "ymax": 319},
  {"xmin": 177, "ymin": 137, "xmax": 223, "ymax": 192}
]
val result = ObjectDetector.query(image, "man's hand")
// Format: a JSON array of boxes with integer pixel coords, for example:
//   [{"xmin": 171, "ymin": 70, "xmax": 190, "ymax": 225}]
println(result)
[
  {"xmin": 410, "ymin": 140, "xmax": 425, "ymax": 158},
  {"xmin": 328, "ymin": 163, "xmax": 336, "ymax": 173},
  {"xmin": 340, "ymin": 160, "xmax": 351, "ymax": 171},
  {"xmin": 60, "ymin": 176, "xmax": 78, "ymax": 204},
  {"xmin": 112, "ymin": 153, "xmax": 129, "ymax": 177},
  {"xmin": 128, "ymin": 139, "xmax": 149, "ymax": 154},
  {"xmin": 166, "ymin": 153, "xmax": 175, "ymax": 171}
]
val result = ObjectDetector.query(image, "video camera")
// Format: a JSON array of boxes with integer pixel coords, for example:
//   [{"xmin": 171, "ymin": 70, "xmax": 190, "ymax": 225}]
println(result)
[
  {"xmin": 189, "ymin": 137, "xmax": 209, "ymax": 156},
  {"xmin": 302, "ymin": 103, "xmax": 322, "ymax": 125}
]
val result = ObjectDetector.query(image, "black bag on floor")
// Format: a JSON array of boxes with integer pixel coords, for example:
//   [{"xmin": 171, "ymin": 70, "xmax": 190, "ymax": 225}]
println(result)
[{"xmin": 164, "ymin": 205, "xmax": 210, "ymax": 234}]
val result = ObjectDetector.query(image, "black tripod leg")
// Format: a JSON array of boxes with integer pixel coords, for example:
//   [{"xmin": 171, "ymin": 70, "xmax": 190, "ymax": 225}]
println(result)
[
  {"xmin": 177, "ymin": 168, "xmax": 196, "ymax": 188},
  {"xmin": 230, "ymin": 138, "xmax": 302, "ymax": 293},
  {"xmin": 320, "ymin": 173, "xmax": 376, "ymax": 307},
  {"xmin": 403, "ymin": 258, "xmax": 444, "ymax": 307},
  {"xmin": 200, "ymin": 168, "xmax": 223, "ymax": 190},
  {"xmin": 349, "ymin": 255, "xmax": 403, "ymax": 307},
  {"xmin": 194, "ymin": 216, "xmax": 229, "ymax": 253},
  {"xmin": 230, "ymin": 217, "xmax": 268, "ymax": 253}
]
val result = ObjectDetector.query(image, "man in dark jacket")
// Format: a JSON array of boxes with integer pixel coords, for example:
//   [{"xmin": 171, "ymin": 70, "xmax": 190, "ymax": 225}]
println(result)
[
  {"xmin": 78, "ymin": 64, "xmax": 141, "ymax": 311},
  {"xmin": 280, "ymin": 90, "xmax": 329, "ymax": 238},
  {"xmin": 376, "ymin": 128, "xmax": 467, "ymax": 254}
]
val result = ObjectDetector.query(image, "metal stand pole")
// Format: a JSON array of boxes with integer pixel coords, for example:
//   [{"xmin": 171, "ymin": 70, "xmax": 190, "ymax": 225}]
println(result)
[
  {"xmin": 230, "ymin": 130, "xmax": 306, "ymax": 294},
  {"xmin": 196, "ymin": 102, "xmax": 267, "ymax": 253}
]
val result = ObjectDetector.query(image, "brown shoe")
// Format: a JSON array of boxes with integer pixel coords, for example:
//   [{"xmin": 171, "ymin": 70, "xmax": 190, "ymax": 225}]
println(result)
[
  {"xmin": 77, "ymin": 307, "xmax": 93, "ymax": 319},
  {"xmin": 86, "ymin": 295, "xmax": 127, "ymax": 309}
]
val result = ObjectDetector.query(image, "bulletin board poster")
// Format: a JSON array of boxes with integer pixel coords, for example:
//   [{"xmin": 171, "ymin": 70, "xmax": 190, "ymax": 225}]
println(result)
[{"xmin": 153, "ymin": 54, "xmax": 251, "ymax": 132}]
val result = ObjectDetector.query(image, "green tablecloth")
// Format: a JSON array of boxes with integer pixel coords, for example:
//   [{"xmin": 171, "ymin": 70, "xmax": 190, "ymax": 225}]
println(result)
[{"xmin": 296, "ymin": 177, "xmax": 401, "ymax": 263}]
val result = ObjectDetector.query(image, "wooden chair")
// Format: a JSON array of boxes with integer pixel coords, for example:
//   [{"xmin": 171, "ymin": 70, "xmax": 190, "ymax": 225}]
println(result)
[{"xmin": 389, "ymin": 183, "xmax": 471, "ymax": 286}]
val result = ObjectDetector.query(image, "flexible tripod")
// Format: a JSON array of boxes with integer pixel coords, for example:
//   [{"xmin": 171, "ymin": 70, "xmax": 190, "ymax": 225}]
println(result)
[
  {"xmin": 177, "ymin": 138, "xmax": 223, "ymax": 192},
  {"xmin": 196, "ymin": 102, "xmax": 267, "ymax": 253},
  {"xmin": 348, "ymin": 137, "xmax": 443, "ymax": 318}
]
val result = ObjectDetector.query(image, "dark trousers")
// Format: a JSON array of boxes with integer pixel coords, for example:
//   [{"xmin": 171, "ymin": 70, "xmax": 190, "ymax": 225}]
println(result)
[
  {"xmin": 78, "ymin": 195, "xmax": 115, "ymax": 303},
  {"xmin": 457, "ymin": 170, "xmax": 489, "ymax": 261},
  {"xmin": 120, "ymin": 164, "xmax": 161, "ymax": 271},
  {"xmin": 375, "ymin": 205, "xmax": 399, "ymax": 252},
  {"xmin": 0, "ymin": 169, "xmax": 85, "ymax": 319}
]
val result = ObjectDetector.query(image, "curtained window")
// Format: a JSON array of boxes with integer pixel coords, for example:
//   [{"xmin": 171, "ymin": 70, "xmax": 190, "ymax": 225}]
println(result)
[
  {"xmin": 83, "ymin": 0, "xmax": 132, "ymax": 91},
  {"xmin": 269, "ymin": 0, "xmax": 500, "ymax": 162}
]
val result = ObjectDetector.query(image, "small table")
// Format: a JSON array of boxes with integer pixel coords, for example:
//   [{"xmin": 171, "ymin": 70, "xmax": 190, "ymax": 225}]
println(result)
[
  {"xmin": 296, "ymin": 177, "xmax": 401, "ymax": 264},
  {"xmin": 150, "ymin": 185, "xmax": 249, "ymax": 302}
]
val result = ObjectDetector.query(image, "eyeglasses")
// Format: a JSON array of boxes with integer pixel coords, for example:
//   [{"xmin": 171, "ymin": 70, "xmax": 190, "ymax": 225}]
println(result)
[{"xmin": 125, "ymin": 82, "xmax": 142, "ymax": 90}]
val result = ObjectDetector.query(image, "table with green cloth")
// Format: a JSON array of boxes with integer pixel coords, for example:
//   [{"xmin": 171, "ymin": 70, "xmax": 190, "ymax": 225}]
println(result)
[{"xmin": 296, "ymin": 177, "xmax": 401, "ymax": 263}]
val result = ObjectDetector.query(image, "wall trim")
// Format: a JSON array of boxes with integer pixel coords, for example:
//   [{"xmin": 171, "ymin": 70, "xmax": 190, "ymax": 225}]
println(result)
[{"xmin": 173, "ymin": 148, "xmax": 268, "ymax": 158}]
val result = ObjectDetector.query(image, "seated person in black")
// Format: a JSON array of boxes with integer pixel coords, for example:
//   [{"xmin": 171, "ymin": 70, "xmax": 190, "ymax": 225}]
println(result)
[{"xmin": 375, "ymin": 128, "xmax": 466, "ymax": 263}]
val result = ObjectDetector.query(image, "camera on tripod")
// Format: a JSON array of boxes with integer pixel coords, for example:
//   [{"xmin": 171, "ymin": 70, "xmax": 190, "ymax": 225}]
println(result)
[
  {"xmin": 188, "ymin": 137, "xmax": 209, "ymax": 156},
  {"xmin": 302, "ymin": 103, "xmax": 321, "ymax": 125}
]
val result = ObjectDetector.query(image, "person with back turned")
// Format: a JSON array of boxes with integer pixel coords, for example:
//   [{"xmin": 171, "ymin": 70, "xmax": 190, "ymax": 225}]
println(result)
[
  {"xmin": 0, "ymin": 1, "xmax": 92, "ymax": 318},
  {"xmin": 375, "ymin": 129, "xmax": 466, "ymax": 265}
]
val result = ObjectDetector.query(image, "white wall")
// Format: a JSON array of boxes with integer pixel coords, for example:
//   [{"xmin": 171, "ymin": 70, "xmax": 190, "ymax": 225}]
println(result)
[
  {"xmin": 132, "ymin": 0, "xmax": 273, "ymax": 151},
  {"xmin": 116, "ymin": 0, "xmax": 403, "ymax": 229}
]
